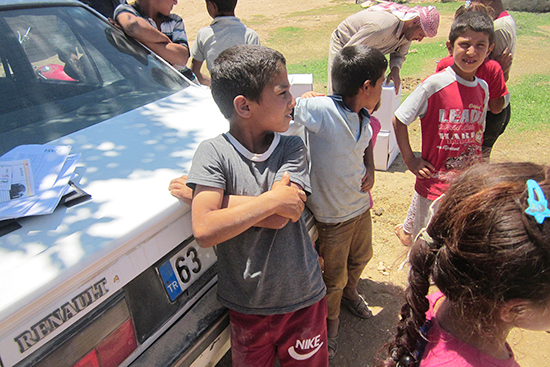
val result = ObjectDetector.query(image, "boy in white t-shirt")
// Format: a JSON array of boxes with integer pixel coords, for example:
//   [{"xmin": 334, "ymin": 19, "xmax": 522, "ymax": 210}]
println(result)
[
  {"xmin": 292, "ymin": 44, "xmax": 387, "ymax": 359},
  {"xmin": 190, "ymin": 0, "xmax": 260, "ymax": 86}
]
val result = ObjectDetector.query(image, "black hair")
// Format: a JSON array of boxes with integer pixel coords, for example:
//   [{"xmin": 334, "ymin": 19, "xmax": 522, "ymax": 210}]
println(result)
[
  {"xmin": 210, "ymin": 45, "xmax": 286, "ymax": 119},
  {"xmin": 449, "ymin": 10, "xmax": 495, "ymax": 46},
  {"xmin": 207, "ymin": 0, "xmax": 237, "ymax": 13},
  {"xmin": 331, "ymin": 45, "xmax": 388, "ymax": 98},
  {"xmin": 381, "ymin": 162, "xmax": 550, "ymax": 367}
]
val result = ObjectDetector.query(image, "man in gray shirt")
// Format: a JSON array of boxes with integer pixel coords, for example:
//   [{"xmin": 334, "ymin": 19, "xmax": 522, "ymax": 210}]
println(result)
[{"xmin": 327, "ymin": 3, "xmax": 439, "ymax": 94}]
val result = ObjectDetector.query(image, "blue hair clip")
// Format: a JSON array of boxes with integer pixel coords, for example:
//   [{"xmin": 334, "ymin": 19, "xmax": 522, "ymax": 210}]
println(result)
[
  {"xmin": 525, "ymin": 179, "xmax": 550, "ymax": 224},
  {"xmin": 465, "ymin": 0, "xmax": 472, "ymax": 8}
]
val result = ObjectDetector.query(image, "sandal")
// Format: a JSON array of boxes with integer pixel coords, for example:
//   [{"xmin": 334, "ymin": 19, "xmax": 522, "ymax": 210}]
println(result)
[
  {"xmin": 341, "ymin": 295, "xmax": 372, "ymax": 319},
  {"xmin": 395, "ymin": 224, "xmax": 413, "ymax": 246},
  {"xmin": 328, "ymin": 334, "xmax": 338, "ymax": 360}
]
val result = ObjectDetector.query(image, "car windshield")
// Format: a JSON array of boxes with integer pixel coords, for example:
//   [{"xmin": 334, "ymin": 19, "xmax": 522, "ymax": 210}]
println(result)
[{"xmin": 0, "ymin": 4, "xmax": 190, "ymax": 156}]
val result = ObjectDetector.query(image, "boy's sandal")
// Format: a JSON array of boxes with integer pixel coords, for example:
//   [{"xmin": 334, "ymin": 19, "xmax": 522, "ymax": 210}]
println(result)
[
  {"xmin": 394, "ymin": 224, "xmax": 413, "ymax": 246},
  {"xmin": 341, "ymin": 295, "xmax": 373, "ymax": 319},
  {"xmin": 328, "ymin": 334, "xmax": 338, "ymax": 360}
]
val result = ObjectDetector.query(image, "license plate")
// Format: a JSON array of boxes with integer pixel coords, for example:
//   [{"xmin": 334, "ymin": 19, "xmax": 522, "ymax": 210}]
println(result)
[{"xmin": 158, "ymin": 242, "xmax": 216, "ymax": 302}]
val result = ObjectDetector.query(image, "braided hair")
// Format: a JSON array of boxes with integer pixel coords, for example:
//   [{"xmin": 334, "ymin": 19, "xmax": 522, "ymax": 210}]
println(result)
[{"xmin": 382, "ymin": 162, "xmax": 550, "ymax": 366}]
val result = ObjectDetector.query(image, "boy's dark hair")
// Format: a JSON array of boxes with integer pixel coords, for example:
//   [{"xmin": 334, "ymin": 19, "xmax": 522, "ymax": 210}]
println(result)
[
  {"xmin": 382, "ymin": 162, "xmax": 550, "ymax": 367},
  {"xmin": 331, "ymin": 45, "xmax": 388, "ymax": 98},
  {"xmin": 210, "ymin": 45, "xmax": 286, "ymax": 119},
  {"xmin": 454, "ymin": 2, "xmax": 492, "ymax": 19},
  {"xmin": 207, "ymin": 0, "xmax": 237, "ymax": 13},
  {"xmin": 449, "ymin": 10, "xmax": 494, "ymax": 46}
]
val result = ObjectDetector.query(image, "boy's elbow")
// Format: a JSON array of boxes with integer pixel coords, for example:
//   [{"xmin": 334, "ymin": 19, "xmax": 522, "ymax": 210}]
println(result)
[
  {"xmin": 489, "ymin": 97, "xmax": 505, "ymax": 114},
  {"xmin": 117, "ymin": 15, "xmax": 139, "ymax": 37},
  {"xmin": 194, "ymin": 233, "xmax": 215, "ymax": 248},
  {"xmin": 271, "ymin": 217, "xmax": 290, "ymax": 229},
  {"xmin": 192, "ymin": 225, "xmax": 216, "ymax": 248},
  {"xmin": 392, "ymin": 116, "xmax": 404, "ymax": 130}
]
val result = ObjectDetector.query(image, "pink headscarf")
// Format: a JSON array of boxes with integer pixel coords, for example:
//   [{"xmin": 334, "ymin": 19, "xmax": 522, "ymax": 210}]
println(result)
[{"xmin": 368, "ymin": 1, "xmax": 440, "ymax": 37}]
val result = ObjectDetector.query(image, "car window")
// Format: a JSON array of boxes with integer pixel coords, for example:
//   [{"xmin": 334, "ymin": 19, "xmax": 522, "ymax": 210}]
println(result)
[{"xmin": 0, "ymin": 4, "xmax": 190, "ymax": 156}]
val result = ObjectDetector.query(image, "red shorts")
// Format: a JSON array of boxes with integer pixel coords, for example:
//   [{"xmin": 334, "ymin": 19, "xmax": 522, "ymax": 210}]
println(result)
[{"xmin": 229, "ymin": 298, "xmax": 328, "ymax": 367}]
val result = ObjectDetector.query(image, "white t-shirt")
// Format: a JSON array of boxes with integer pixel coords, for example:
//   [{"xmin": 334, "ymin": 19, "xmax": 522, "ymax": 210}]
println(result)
[
  {"xmin": 293, "ymin": 95, "xmax": 374, "ymax": 224},
  {"xmin": 191, "ymin": 16, "xmax": 260, "ymax": 72}
]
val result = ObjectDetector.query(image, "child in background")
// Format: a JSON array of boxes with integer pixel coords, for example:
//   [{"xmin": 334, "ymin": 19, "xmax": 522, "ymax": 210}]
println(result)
[
  {"xmin": 395, "ymin": 4, "xmax": 507, "ymax": 246},
  {"xmin": 437, "ymin": 3, "xmax": 507, "ymax": 118},
  {"xmin": 473, "ymin": 0, "xmax": 517, "ymax": 158},
  {"xmin": 383, "ymin": 162, "xmax": 550, "ymax": 367},
  {"xmin": 393, "ymin": 11, "xmax": 492, "ymax": 239},
  {"xmin": 114, "ymin": 0, "xmax": 195, "ymax": 81},
  {"xmin": 186, "ymin": 45, "xmax": 327, "ymax": 367},
  {"xmin": 292, "ymin": 45, "xmax": 387, "ymax": 359},
  {"xmin": 190, "ymin": 0, "xmax": 260, "ymax": 86}
]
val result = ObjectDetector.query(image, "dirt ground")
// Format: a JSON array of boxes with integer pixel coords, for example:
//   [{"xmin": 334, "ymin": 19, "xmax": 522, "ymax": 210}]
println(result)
[{"xmin": 173, "ymin": 1, "xmax": 550, "ymax": 366}]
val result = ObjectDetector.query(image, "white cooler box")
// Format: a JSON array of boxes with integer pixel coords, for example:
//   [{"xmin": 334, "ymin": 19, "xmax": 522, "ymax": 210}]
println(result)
[
  {"xmin": 289, "ymin": 74, "xmax": 314, "ymax": 98},
  {"xmin": 372, "ymin": 82, "xmax": 401, "ymax": 171}
]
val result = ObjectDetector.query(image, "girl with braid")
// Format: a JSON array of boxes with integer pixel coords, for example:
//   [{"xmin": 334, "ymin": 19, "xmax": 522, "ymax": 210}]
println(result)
[{"xmin": 383, "ymin": 162, "xmax": 550, "ymax": 367}]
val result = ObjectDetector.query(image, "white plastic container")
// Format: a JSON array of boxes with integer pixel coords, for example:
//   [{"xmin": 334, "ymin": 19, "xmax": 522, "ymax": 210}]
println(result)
[
  {"xmin": 288, "ymin": 74, "xmax": 314, "ymax": 99},
  {"xmin": 372, "ymin": 81, "xmax": 401, "ymax": 171}
]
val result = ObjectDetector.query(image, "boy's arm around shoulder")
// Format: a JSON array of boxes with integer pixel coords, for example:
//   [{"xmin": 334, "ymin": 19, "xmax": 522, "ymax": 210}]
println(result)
[
  {"xmin": 192, "ymin": 173, "xmax": 307, "ymax": 248},
  {"xmin": 292, "ymin": 96, "xmax": 330, "ymax": 134}
]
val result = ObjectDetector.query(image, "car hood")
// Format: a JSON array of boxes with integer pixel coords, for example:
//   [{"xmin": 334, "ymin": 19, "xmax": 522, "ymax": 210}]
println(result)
[{"xmin": 0, "ymin": 85, "xmax": 228, "ymax": 321}]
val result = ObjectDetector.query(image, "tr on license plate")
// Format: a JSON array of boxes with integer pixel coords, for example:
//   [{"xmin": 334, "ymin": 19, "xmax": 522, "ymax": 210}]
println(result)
[{"xmin": 158, "ymin": 242, "xmax": 216, "ymax": 302}]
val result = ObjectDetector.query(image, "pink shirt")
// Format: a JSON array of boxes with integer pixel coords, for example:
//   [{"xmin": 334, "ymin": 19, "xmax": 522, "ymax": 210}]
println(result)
[
  {"xmin": 370, "ymin": 115, "xmax": 381, "ymax": 147},
  {"xmin": 420, "ymin": 292, "xmax": 520, "ymax": 367}
]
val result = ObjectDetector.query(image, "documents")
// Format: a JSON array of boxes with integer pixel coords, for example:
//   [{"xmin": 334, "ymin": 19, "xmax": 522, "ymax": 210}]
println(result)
[{"xmin": 0, "ymin": 145, "xmax": 80, "ymax": 221}]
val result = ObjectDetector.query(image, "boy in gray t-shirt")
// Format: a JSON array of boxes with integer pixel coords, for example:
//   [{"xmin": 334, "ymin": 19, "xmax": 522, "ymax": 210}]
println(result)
[{"xmin": 184, "ymin": 45, "xmax": 327, "ymax": 367}]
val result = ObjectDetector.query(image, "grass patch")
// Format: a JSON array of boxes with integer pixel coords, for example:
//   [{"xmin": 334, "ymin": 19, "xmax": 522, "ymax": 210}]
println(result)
[
  {"xmin": 245, "ymin": 14, "xmax": 267, "ymax": 26},
  {"xmin": 269, "ymin": 26, "xmax": 304, "ymax": 42},
  {"xmin": 512, "ymin": 11, "xmax": 550, "ymax": 38},
  {"xmin": 263, "ymin": 2, "xmax": 363, "ymax": 63},
  {"xmin": 275, "ymin": 1, "xmax": 550, "ymax": 136},
  {"xmin": 412, "ymin": 1, "xmax": 462, "ymax": 14},
  {"xmin": 399, "ymin": 41, "xmax": 449, "ymax": 78},
  {"xmin": 285, "ymin": 0, "xmax": 358, "ymax": 18},
  {"xmin": 287, "ymin": 58, "xmax": 329, "ymax": 91},
  {"xmin": 507, "ymin": 74, "xmax": 550, "ymax": 132}
]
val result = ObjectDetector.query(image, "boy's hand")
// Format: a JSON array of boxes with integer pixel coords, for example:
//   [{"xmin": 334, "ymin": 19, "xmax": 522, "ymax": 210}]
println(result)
[
  {"xmin": 361, "ymin": 167, "xmax": 375, "ymax": 192},
  {"xmin": 300, "ymin": 91, "xmax": 325, "ymax": 99},
  {"xmin": 169, "ymin": 175, "xmax": 193, "ymax": 205},
  {"xmin": 495, "ymin": 47, "xmax": 513, "ymax": 75},
  {"xmin": 269, "ymin": 172, "xmax": 307, "ymax": 222},
  {"xmin": 386, "ymin": 67, "xmax": 401, "ymax": 94},
  {"xmin": 108, "ymin": 18, "xmax": 123, "ymax": 30},
  {"xmin": 406, "ymin": 157, "xmax": 435, "ymax": 179}
]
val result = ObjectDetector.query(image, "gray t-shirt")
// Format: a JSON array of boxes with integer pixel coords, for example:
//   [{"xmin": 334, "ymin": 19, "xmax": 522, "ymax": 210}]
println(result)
[{"xmin": 187, "ymin": 133, "xmax": 325, "ymax": 315}]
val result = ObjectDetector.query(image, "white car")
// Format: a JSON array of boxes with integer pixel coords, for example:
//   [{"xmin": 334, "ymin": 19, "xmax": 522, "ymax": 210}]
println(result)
[{"xmin": 0, "ymin": 1, "xmax": 232, "ymax": 366}]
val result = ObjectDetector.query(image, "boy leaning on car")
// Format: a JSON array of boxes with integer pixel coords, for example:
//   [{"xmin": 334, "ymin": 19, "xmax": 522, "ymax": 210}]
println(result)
[{"xmin": 113, "ymin": 0, "xmax": 196, "ymax": 81}]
